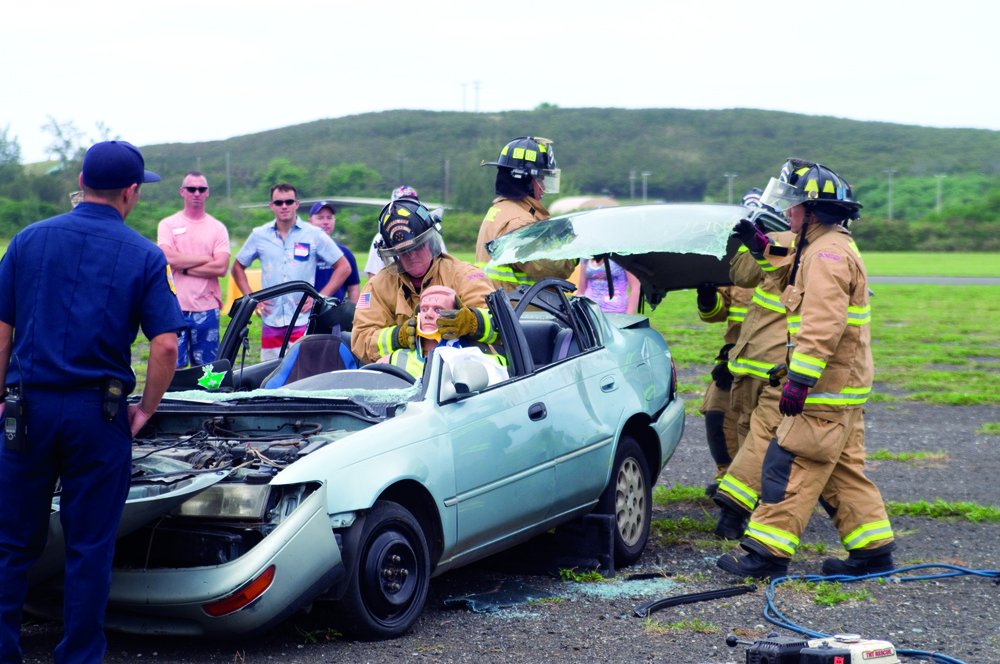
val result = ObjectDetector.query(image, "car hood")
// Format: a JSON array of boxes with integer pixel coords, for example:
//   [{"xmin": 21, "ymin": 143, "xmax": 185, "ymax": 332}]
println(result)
[{"xmin": 485, "ymin": 203, "xmax": 787, "ymax": 309}]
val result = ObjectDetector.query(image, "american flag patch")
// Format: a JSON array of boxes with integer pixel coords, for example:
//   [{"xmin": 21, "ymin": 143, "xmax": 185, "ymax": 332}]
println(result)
[
  {"xmin": 818, "ymin": 252, "xmax": 841, "ymax": 261},
  {"xmin": 358, "ymin": 293, "xmax": 371, "ymax": 309},
  {"xmin": 467, "ymin": 271, "xmax": 486, "ymax": 280}
]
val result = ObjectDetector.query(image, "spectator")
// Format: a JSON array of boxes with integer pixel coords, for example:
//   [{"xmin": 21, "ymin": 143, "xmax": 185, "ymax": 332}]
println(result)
[
  {"xmin": 157, "ymin": 171, "xmax": 231, "ymax": 367},
  {"xmin": 576, "ymin": 257, "xmax": 641, "ymax": 314},
  {"xmin": 309, "ymin": 201, "xmax": 360, "ymax": 303},
  {"xmin": 232, "ymin": 183, "xmax": 350, "ymax": 361}
]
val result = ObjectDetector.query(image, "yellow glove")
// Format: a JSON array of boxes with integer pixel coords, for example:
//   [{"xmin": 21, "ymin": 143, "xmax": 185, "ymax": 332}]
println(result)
[
  {"xmin": 393, "ymin": 316, "xmax": 418, "ymax": 350},
  {"xmin": 437, "ymin": 307, "xmax": 483, "ymax": 340}
]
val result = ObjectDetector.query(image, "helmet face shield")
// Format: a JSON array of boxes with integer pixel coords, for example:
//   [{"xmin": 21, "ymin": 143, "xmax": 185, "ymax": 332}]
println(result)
[
  {"xmin": 538, "ymin": 168, "xmax": 561, "ymax": 195},
  {"xmin": 760, "ymin": 177, "xmax": 810, "ymax": 216},
  {"xmin": 377, "ymin": 227, "xmax": 444, "ymax": 276}
]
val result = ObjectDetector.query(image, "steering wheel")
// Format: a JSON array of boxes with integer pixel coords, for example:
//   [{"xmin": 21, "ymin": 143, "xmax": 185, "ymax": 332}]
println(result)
[{"xmin": 358, "ymin": 362, "xmax": 418, "ymax": 385}]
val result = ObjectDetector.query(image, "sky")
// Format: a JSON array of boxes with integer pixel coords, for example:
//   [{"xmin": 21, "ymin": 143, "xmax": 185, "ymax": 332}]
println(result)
[{"xmin": 4, "ymin": 0, "xmax": 998, "ymax": 164}]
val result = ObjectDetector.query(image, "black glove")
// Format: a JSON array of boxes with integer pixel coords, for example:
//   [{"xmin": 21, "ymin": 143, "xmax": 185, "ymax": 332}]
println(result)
[
  {"xmin": 711, "ymin": 343, "xmax": 734, "ymax": 390},
  {"xmin": 779, "ymin": 380, "xmax": 809, "ymax": 417},
  {"xmin": 732, "ymin": 218, "xmax": 771, "ymax": 258},
  {"xmin": 696, "ymin": 283, "xmax": 718, "ymax": 313}
]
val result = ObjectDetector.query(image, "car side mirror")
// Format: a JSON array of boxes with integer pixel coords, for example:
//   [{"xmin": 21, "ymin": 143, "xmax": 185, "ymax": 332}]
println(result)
[{"xmin": 439, "ymin": 359, "xmax": 490, "ymax": 402}]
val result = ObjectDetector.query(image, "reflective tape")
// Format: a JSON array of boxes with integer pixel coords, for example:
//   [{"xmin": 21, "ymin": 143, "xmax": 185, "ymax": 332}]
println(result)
[
  {"xmin": 728, "ymin": 357, "xmax": 774, "ymax": 380},
  {"xmin": 842, "ymin": 520, "xmax": 894, "ymax": 550},
  {"xmin": 699, "ymin": 293, "xmax": 724, "ymax": 320},
  {"xmin": 475, "ymin": 261, "xmax": 529, "ymax": 286},
  {"xmin": 787, "ymin": 315, "xmax": 801, "ymax": 334},
  {"xmin": 746, "ymin": 521, "xmax": 799, "ymax": 556},
  {"xmin": 790, "ymin": 351, "xmax": 825, "ymax": 379},
  {"xmin": 475, "ymin": 307, "xmax": 498, "ymax": 344},
  {"xmin": 377, "ymin": 326, "xmax": 396, "ymax": 357},
  {"xmin": 847, "ymin": 305, "xmax": 871, "ymax": 326},
  {"xmin": 805, "ymin": 386, "xmax": 872, "ymax": 406},
  {"xmin": 719, "ymin": 475, "xmax": 758, "ymax": 511},
  {"xmin": 728, "ymin": 306, "xmax": 747, "ymax": 323},
  {"xmin": 752, "ymin": 286, "xmax": 785, "ymax": 313},
  {"xmin": 756, "ymin": 256, "xmax": 779, "ymax": 272}
]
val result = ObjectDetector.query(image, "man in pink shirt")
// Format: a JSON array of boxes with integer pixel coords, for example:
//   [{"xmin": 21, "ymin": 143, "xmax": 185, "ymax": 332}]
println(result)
[{"xmin": 157, "ymin": 171, "xmax": 231, "ymax": 368}]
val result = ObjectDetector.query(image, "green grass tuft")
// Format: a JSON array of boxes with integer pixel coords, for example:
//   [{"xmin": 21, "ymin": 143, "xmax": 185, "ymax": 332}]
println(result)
[
  {"xmin": 559, "ymin": 568, "xmax": 606, "ymax": 583},
  {"xmin": 653, "ymin": 484, "xmax": 713, "ymax": 504},
  {"xmin": 886, "ymin": 498, "xmax": 1000, "ymax": 523},
  {"xmin": 977, "ymin": 423, "xmax": 1000, "ymax": 435},
  {"xmin": 866, "ymin": 449, "xmax": 947, "ymax": 462}
]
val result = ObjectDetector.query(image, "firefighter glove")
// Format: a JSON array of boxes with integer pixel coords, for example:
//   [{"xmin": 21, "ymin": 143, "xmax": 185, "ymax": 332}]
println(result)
[
  {"xmin": 392, "ymin": 316, "xmax": 418, "ymax": 350},
  {"xmin": 437, "ymin": 307, "xmax": 484, "ymax": 340},
  {"xmin": 696, "ymin": 282, "xmax": 719, "ymax": 313},
  {"xmin": 733, "ymin": 218, "xmax": 771, "ymax": 258},
  {"xmin": 779, "ymin": 380, "xmax": 809, "ymax": 417},
  {"xmin": 711, "ymin": 361, "xmax": 734, "ymax": 391}
]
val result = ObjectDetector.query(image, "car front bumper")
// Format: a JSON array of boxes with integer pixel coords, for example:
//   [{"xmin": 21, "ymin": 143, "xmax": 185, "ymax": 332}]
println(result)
[{"xmin": 100, "ymin": 482, "xmax": 343, "ymax": 636}]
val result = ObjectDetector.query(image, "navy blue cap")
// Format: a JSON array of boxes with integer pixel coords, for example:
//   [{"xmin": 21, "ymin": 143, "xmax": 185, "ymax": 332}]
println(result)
[
  {"xmin": 81, "ymin": 140, "xmax": 160, "ymax": 190},
  {"xmin": 309, "ymin": 201, "xmax": 337, "ymax": 216}
]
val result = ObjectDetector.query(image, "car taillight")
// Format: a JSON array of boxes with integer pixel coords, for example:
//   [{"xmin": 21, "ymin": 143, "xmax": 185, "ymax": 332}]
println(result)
[
  {"xmin": 203, "ymin": 566, "xmax": 275, "ymax": 617},
  {"xmin": 670, "ymin": 356, "xmax": 678, "ymax": 397}
]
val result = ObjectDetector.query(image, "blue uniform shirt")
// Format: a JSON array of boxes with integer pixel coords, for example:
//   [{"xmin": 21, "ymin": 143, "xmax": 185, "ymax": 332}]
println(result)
[{"xmin": 0, "ymin": 202, "xmax": 185, "ymax": 394}]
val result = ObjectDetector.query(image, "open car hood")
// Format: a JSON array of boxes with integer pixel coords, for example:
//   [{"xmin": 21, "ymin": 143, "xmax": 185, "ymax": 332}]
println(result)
[
  {"xmin": 485, "ymin": 203, "xmax": 788, "ymax": 309},
  {"xmin": 28, "ymin": 469, "xmax": 230, "ymax": 586}
]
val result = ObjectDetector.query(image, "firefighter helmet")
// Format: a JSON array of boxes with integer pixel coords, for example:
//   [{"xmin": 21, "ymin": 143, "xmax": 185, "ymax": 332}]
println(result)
[
  {"xmin": 376, "ymin": 197, "xmax": 444, "ymax": 276},
  {"xmin": 481, "ymin": 136, "xmax": 561, "ymax": 194},
  {"xmin": 761, "ymin": 159, "xmax": 861, "ymax": 223}
]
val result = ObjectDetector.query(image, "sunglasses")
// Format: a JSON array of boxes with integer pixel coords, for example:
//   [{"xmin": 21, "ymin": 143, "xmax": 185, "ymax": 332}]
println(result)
[
  {"xmin": 271, "ymin": 199, "xmax": 297, "ymax": 207},
  {"xmin": 183, "ymin": 186, "xmax": 208, "ymax": 194}
]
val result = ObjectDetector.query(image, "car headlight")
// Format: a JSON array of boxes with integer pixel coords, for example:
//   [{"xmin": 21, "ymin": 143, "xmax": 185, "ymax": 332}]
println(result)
[{"xmin": 173, "ymin": 484, "xmax": 271, "ymax": 520}]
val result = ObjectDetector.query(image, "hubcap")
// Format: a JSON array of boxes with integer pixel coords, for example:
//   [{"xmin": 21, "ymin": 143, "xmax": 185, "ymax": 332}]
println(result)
[{"xmin": 614, "ymin": 457, "xmax": 645, "ymax": 547}]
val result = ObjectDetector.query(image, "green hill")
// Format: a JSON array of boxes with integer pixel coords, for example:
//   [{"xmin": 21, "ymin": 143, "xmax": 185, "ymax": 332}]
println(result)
[{"xmin": 4, "ymin": 108, "xmax": 1000, "ymax": 250}]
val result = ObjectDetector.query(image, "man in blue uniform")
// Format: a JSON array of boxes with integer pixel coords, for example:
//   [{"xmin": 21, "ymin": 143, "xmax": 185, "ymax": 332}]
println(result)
[{"xmin": 0, "ymin": 140, "xmax": 184, "ymax": 664}]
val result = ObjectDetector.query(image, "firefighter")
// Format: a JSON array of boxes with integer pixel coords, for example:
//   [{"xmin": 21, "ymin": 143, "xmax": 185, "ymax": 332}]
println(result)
[
  {"xmin": 352, "ymin": 197, "xmax": 497, "ymax": 365},
  {"xmin": 713, "ymin": 191, "xmax": 798, "ymax": 539},
  {"xmin": 717, "ymin": 160, "xmax": 895, "ymax": 579},
  {"xmin": 696, "ymin": 283, "xmax": 752, "ymax": 497},
  {"xmin": 475, "ymin": 137, "xmax": 576, "ymax": 292}
]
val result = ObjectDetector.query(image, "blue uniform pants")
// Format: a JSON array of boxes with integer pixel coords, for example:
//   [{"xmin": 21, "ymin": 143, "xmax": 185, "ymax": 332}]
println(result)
[{"xmin": 0, "ymin": 388, "xmax": 131, "ymax": 664}]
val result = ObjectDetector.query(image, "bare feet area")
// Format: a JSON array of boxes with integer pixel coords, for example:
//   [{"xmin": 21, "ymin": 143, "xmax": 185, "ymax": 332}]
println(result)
[{"xmin": 18, "ymin": 393, "xmax": 1000, "ymax": 663}]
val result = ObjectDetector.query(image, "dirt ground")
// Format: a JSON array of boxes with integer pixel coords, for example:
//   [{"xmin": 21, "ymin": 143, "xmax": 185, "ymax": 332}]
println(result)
[{"xmin": 16, "ymin": 393, "xmax": 1000, "ymax": 664}]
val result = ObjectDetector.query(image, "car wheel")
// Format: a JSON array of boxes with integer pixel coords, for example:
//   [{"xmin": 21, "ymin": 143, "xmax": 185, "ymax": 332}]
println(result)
[
  {"xmin": 596, "ymin": 435, "xmax": 651, "ymax": 567},
  {"xmin": 336, "ymin": 500, "xmax": 430, "ymax": 640}
]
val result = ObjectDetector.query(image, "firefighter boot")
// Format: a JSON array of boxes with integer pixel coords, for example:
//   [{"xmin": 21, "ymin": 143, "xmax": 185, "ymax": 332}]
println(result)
[
  {"xmin": 714, "ymin": 504, "xmax": 749, "ymax": 540},
  {"xmin": 717, "ymin": 541, "xmax": 789, "ymax": 580},
  {"xmin": 822, "ymin": 543, "xmax": 896, "ymax": 577}
]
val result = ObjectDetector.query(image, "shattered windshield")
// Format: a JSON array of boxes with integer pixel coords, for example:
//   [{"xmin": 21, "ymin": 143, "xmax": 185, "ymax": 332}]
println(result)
[
  {"xmin": 486, "ymin": 203, "xmax": 745, "ymax": 266},
  {"xmin": 162, "ymin": 384, "xmax": 422, "ymax": 405}
]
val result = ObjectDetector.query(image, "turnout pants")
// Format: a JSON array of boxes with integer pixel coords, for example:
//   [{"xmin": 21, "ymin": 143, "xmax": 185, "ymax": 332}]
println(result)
[
  {"xmin": 716, "ymin": 378, "xmax": 782, "ymax": 514},
  {"xmin": 700, "ymin": 380, "xmax": 740, "ymax": 480},
  {"xmin": 745, "ymin": 407, "xmax": 894, "ymax": 559}
]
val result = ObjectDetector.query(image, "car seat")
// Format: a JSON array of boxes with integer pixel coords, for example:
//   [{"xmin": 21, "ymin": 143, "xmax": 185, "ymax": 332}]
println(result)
[
  {"xmin": 551, "ymin": 327, "xmax": 579, "ymax": 362},
  {"xmin": 261, "ymin": 334, "xmax": 359, "ymax": 389}
]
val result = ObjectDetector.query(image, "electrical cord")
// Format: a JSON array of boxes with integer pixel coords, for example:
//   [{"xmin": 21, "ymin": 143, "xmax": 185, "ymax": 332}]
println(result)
[{"xmin": 759, "ymin": 564, "xmax": 1000, "ymax": 664}]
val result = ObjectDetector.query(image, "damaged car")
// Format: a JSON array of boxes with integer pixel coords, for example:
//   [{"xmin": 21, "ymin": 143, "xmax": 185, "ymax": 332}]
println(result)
[{"xmin": 26, "ymin": 276, "xmax": 685, "ymax": 640}]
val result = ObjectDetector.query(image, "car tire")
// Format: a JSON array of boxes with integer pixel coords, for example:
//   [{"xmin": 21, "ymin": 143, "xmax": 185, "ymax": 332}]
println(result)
[
  {"xmin": 596, "ymin": 435, "xmax": 651, "ymax": 567},
  {"xmin": 336, "ymin": 500, "xmax": 430, "ymax": 640}
]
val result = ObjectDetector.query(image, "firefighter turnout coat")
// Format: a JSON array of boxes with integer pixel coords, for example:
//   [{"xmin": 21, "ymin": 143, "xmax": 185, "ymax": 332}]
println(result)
[
  {"xmin": 352, "ymin": 254, "xmax": 497, "ymax": 364},
  {"xmin": 475, "ymin": 196, "xmax": 576, "ymax": 293}
]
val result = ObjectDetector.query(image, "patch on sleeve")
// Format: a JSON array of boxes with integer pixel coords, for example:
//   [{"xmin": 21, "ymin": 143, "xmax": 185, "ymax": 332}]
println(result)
[
  {"xmin": 357, "ymin": 293, "xmax": 371, "ymax": 309},
  {"xmin": 166, "ymin": 265, "xmax": 177, "ymax": 294},
  {"xmin": 818, "ymin": 252, "xmax": 841, "ymax": 262},
  {"xmin": 467, "ymin": 271, "xmax": 486, "ymax": 280}
]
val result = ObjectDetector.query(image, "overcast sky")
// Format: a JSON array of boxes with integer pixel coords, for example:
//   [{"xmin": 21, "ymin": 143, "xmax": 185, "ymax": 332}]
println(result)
[{"xmin": 4, "ymin": 0, "xmax": 997, "ymax": 164}]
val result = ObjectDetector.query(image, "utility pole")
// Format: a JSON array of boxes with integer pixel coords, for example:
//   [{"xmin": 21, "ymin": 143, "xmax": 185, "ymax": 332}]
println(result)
[
  {"xmin": 629, "ymin": 170, "xmax": 636, "ymax": 203},
  {"xmin": 723, "ymin": 172, "xmax": 737, "ymax": 204},
  {"xmin": 883, "ymin": 169, "xmax": 897, "ymax": 221},
  {"xmin": 444, "ymin": 158, "xmax": 450, "ymax": 206},
  {"xmin": 461, "ymin": 83, "xmax": 467, "ymax": 112},
  {"xmin": 225, "ymin": 151, "xmax": 231, "ymax": 206},
  {"xmin": 641, "ymin": 172, "xmax": 652, "ymax": 203},
  {"xmin": 934, "ymin": 174, "xmax": 946, "ymax": 214},
  {"xmin": 474, "ymin": 81, "xmax": 480, "ymax": 113},
  {"xmin": 196, "ymin": 156, "xmax": 201, "ymax": 172},
  {"xmin": 397, "ymin": 153, "xmax": 407, "ymax": 187}
]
